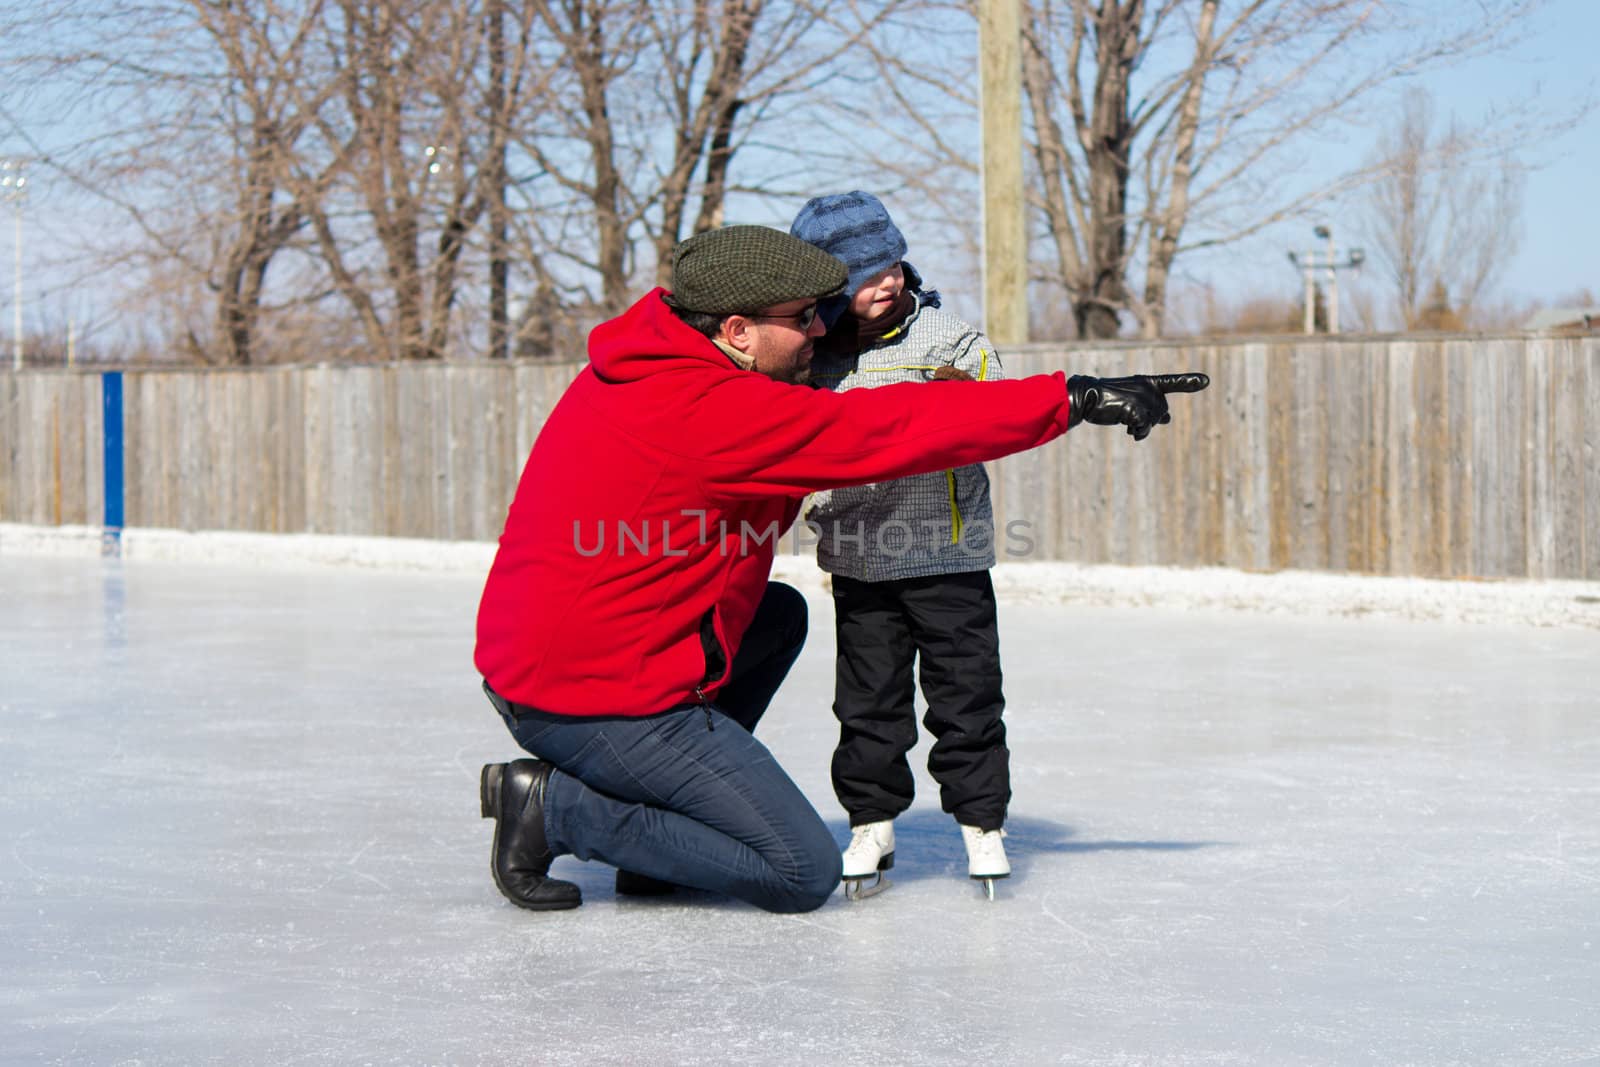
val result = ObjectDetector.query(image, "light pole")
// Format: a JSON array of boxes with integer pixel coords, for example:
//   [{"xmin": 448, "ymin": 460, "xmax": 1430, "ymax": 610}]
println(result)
[
  {"xmin": 1292, "ymin": 238, "xmax": 1316, "ymax": 335},
  {"xmin": 978, "ymin": 0, "xmax": 1028, "ymax": 345},
  {"xmin": 1286, "ymin": 224, "xmax": 1364, "ymax": 335},
  {"xmin": 1317, "ymin": 225, "xmax": 1337, "ymax": 334},
  {"xmin": 0, "ymin": 159, "xmax": 24, "ymax": 370}
]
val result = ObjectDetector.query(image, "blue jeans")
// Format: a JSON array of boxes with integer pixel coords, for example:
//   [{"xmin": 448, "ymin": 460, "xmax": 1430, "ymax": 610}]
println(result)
[{"xmin": 492, "ymin": 583, "xmax": 841, "ymax": 913}]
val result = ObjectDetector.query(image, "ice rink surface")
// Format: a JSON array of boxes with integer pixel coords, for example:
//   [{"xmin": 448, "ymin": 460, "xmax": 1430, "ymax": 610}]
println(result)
[{"xmin": 3, "ymin": 551, "xmax": 1598, "ymax": 1066}]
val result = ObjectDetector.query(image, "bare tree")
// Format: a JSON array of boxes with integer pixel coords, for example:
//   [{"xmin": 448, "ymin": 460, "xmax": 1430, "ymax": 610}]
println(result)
[
  {"xmin": 647, "ymin": 0, "xmax": 762, "ymax": 283},
  {"xmin": 1, "ymin": 0, "xmax": 354, "ymax": 364},
  {"xmin": 198, "ymin": 0, "xmax": 352, "ymax": 365},
  {"xmin": 521, "ymin": 0, "xmax": 649, "ymax": 316},
  {"xmin": 6, "ymin": 0, "xmax": 558, "ymax": 362},
  {"xmin": 509, "ymin": 0, "xmax": 906, "ymax": 319},
  {"xmin": 261, "ymin": 0, "xmax": 565, "ymax": 361},
  {"xmin": 297, "ymin": 0, "xmax": 490, "ymax": 359},
  {"xmin": 1013, "ymin": 0, "xmax": 1550, "ymax": 339},
  {"xmin": 1360, "ymin": 88, "xmax": 1523, "ymax": 330}
]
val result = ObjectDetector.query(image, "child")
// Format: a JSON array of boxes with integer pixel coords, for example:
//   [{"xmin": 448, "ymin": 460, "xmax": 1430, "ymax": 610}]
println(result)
[{"xmin": 790, "ymin": 191, "xmax": 1010, "ymax": 900}]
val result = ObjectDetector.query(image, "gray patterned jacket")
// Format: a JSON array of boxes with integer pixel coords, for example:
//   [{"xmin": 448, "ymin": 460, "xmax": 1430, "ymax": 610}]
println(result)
[{"xmin": 805, "ymin": 298, "xmax": 1006, "ymax": 581}]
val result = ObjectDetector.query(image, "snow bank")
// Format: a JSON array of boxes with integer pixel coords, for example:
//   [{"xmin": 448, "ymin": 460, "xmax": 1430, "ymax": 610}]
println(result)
[{"xmin": 5, "ymin": 522, "xmax": 1597, "ymax": 630}]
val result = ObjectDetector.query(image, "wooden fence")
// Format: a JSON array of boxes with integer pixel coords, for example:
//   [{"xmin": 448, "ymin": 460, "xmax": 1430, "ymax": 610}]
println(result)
[{"xmin": 2, "ymin": 334, "xmax": 1596, "ymax": 580}]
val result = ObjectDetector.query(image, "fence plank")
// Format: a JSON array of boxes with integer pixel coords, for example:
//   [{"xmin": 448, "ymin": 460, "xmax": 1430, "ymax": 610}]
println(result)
[
  {"xmin": 1225, "ymin": 343, "xmax": 1270, "ymax": 570},
  {"xmin": 1384, "ymin": 341, "xmax": 1417, "ymax": 576},
  {"xmin": 1549, "ymin": 338, "xmax": 1585, "ymax": 578},
  {"xmin": 125, "ymin": 373, "xmax": 149, "ymax": 528},
  {"xmin": 1470, "ymin": 341, "xmax": 1506, "ymax": 576},
  {"xmin": 1265, "ymin": 340, "xmax": 1292, "ymax": 570},
  {"xmin": 83, "ymin": 374, "xmax": 103, "ymax": 527},
  {"xmin": 0, "ymin": 375, "xmax": 14, "ymax": 520},
  {"xmin": 1585, "ymin": 339, "xmax": 1600, "ymax": 581},
  {"xmin": 14, "ymin": 376, "xmax": 43, "ymax": 523},
  {"xmin": 1443, "ymin": 341, "xmax": 1472, "ymax": 576},
  {"xmin": 1526, "ymin": 339, "xmax": 1555, "ymax": 578}
]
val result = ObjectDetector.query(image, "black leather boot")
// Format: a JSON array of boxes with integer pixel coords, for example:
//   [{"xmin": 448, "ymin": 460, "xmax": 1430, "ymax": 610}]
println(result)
[{"xmin": 480, "ymin": 760, "xmax": 582, "ymax": 911}]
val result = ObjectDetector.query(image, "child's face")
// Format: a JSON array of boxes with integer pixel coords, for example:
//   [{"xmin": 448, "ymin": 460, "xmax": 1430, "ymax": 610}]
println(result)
[{"xmin": 849, "ymin": 263, "xmax": 905, "ymax": 321}]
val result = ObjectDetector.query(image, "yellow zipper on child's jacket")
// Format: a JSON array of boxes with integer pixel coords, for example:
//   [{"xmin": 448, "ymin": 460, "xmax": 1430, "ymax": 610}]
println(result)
[{"xmin": 941, "ymin": 349, "xmax": 992, "ymax": 544}]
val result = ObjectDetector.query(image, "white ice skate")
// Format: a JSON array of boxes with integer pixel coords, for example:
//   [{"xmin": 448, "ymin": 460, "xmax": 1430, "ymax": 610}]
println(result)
[
  {"xmin": 841, "ymin": 820, "xmax": 895, "ymax": 900},
  {"xmin": 960, "ymin": 825, "xmax": 1009, "ymax": 901}
]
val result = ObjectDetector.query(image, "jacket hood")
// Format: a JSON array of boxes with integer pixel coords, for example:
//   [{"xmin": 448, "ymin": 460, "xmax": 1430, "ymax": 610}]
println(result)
[{"xmin": 588, "ymin": 288, "xmax": 734, "ymax": 383}]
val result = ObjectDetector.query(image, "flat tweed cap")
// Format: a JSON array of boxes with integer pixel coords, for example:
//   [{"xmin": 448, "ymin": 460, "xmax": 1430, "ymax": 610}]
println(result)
[{"xmin": 670, "ymin": 225, "xmax": 846, "ymax": 315}]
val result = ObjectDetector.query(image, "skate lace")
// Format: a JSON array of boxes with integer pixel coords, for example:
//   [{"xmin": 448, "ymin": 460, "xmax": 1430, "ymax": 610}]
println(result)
[{"xmin": 965, "ymin": 826, "xmax": 1006, "ymax": 856}]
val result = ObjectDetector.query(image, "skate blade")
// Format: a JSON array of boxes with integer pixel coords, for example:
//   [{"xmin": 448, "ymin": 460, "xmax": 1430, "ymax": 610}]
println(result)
[
  {"xmin": 971, "ymin": 873, "xmax": 1009, "ymax": 901},
  {"xmin": 843, "ymin": 873, "xmax": 891, "ymax": 900}
]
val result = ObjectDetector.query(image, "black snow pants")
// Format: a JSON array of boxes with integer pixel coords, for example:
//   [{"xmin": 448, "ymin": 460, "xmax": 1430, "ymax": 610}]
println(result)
[
  {"xmin": 716, "ymin": 581, "xmax": 810, "ymax": 734},
  {"xmin": 829, "ymin": 570, "xmax": 1009, "ymax": 832}
]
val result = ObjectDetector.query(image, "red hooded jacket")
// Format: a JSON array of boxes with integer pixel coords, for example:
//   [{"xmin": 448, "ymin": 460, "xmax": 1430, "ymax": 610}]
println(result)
[{"xmin": 474, "ymin": 289, "xmax": 1075, "ymax": 717}]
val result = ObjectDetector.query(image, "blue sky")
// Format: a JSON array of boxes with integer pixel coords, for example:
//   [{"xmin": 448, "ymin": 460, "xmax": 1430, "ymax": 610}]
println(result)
[
  {"xmin": 1439, "ymin": 0, "xmax": 1598, "ymax": 303},
  {"xmin": 1231, "ymin": 0, "xmax": 1599, "ymax": 317}
]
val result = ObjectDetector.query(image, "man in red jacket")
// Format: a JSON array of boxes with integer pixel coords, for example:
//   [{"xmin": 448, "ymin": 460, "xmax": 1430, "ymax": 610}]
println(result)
[{"xmin": 476, "ymin": 224, "xmax": 1206, "ymax": 913}]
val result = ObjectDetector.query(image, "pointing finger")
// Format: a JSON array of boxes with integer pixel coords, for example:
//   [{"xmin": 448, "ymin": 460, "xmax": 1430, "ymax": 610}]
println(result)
[{"xmin": 1150, "ymin": 372, "xmax": 1209, "ymax": 394}]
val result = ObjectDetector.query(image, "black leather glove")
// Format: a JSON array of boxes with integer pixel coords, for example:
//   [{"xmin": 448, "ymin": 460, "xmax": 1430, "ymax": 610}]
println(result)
[{"xmin": 1067, "ymin": 372, "xmax": 1210, "ymax": 441}]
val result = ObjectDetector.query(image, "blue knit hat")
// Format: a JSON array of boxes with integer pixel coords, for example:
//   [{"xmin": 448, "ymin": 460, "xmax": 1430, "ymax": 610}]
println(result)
[{"xmin": 790, "ymin": 191, "xmax": 908, "ymax": 297}]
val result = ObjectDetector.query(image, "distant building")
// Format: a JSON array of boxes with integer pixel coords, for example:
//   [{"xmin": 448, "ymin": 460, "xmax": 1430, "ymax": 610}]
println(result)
[{"xmin": 1522, "ymin": 307, "xmax": 1600, "ymax": 333}]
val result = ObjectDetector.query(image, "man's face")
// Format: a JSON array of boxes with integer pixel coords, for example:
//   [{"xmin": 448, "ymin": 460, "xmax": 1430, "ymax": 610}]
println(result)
[{"xmin": 722, "ymin": 298, "xmax": 826, "ymax": 384}]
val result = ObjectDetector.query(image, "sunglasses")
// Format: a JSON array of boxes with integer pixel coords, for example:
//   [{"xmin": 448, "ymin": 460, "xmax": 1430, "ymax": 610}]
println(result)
[{"xmin": 745, "ymin": 304, "xmax": 819, "ymax": 331}]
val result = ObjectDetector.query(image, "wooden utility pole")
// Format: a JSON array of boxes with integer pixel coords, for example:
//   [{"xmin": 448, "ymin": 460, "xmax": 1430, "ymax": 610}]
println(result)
[{"xmin": 978, "ymin": 0, "xmax": 1028, "ymax": 345}]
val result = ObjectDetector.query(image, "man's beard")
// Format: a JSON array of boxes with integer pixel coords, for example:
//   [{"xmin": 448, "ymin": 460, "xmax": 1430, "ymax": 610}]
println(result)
[{"xmin": 786, "ymin": 345, "xmax": 813, "ymax": 385}]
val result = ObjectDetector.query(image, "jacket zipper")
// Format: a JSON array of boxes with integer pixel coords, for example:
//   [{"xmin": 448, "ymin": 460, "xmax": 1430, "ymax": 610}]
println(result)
[
  {"xmin": 697, "ymin": 607, "xmax": 727, "ymax": 731},
  {"xmin": 942, "ymin": 350, "xmax": 988, "ymax": 547},
  {"xmin": 945, "ymin": 470, "xmax": 963, "ymax": 544}
]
